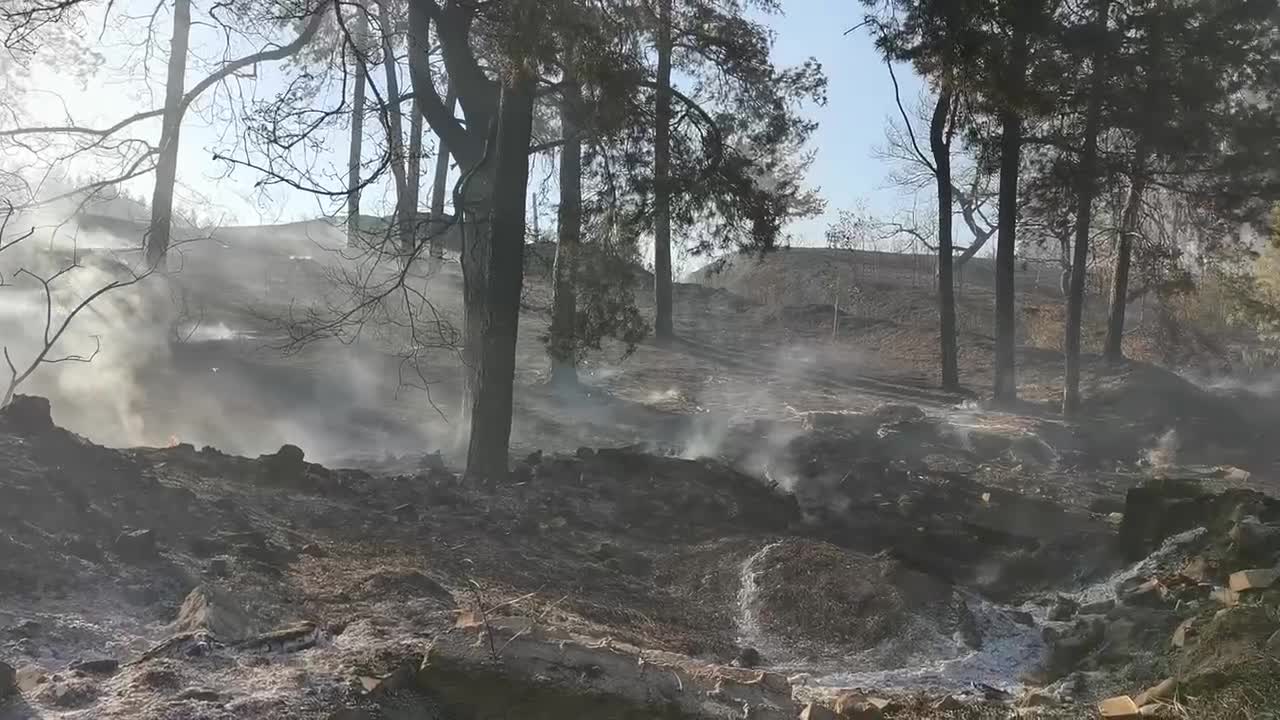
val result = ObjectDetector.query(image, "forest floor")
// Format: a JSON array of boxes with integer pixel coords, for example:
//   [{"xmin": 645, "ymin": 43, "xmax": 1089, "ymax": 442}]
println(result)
[{"xmin": 4, "ymin": 224, "xmax": 1280, "ymax": 719}]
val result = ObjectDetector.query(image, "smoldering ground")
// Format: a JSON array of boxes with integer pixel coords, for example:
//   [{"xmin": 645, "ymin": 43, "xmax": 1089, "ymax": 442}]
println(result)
[
  {"xmin": 4, "ymin": 204, "xmax": 1272, "ymax": 489},
  {"xmin": 0, "ymin": 209, "xmax": 997, "ymax": 477},
  {"xmin": 0, "ymin": 210, "xmax": 463, "ymax": 461}
]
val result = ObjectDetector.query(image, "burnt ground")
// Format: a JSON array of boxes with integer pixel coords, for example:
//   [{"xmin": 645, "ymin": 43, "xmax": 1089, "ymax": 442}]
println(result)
[
  {"xmin": 4, "ymin": 380, "xmax": 1280, "ymax": 719},
  {"xmin": 4, "ymin": 226, "xmax": 1280, "ymax": 718},
  {"xmin": 23, "ymin": 225, "xmax": 1279, "ymax": 475}
]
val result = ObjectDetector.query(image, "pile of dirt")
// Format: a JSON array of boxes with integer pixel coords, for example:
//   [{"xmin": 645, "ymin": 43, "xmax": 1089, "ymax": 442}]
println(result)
[
  {"xmin": 748, "ymin": 540, "xmax": 977, "ymax": 664},
  {"xmin": 1082, "ymin": 361, "xmax": 1270, "ymax": 465},
  {"xmin": 725, "ymin": 405, "xmax": 1119, "ymax": 599}
]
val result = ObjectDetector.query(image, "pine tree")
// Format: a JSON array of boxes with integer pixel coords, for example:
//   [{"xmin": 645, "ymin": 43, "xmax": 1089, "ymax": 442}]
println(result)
[
  {"xmin": 1103, "ymin": 0, "xmax": 1280, "ymax": 361},
  {"xmin": 1062, "ymin": 0, "xmax": 1112, "ymax": 416},
  {"xmin": 859, "ymin": 0, "xmax": 1047, "ymax": 396}
]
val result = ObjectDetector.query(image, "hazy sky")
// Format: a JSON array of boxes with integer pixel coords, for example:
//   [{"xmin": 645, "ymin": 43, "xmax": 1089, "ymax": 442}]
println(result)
[{"xmin": 10, "ymin": 0, "xmax": 928, "ymax": 247}]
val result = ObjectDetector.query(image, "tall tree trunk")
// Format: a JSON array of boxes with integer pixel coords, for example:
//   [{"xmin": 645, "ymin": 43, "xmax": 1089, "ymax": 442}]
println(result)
[
  {"xmin": 930, "ymin": 86, "xmax": 959, "ymax": 391},
  {"xmin": 146, "ymin": 0, "xmax": 192, "ymax": 271},
  {"xmin": 456, "ymin": 173, "xmax": 491, "ymax": 450},
  {"xmin": 1103, "ymin": 146, "xmax": 1149, "ymax": 362},
  {"xmin": 403, "ymin": 0, "xmax": 494, "ymax": 452},
  {"xmin": 375, "ymin": 0, "xmax": 411, "ymax": 258},
  {"xmin": 463, "ymin": 66, "xmax": 536, "ymax": 482},
  {"xmin": 429, "ymin": 87, "xmax": 456, "ymax": 220},
  {"xmin": 1104, "ymin": 12, "xmax": 1163, "ymax": 363},
  {"xmin": 549, "ymin": 62, "xmax": 581, "ymax": 388},
  {"xmin": 346, "ymin": 9, "xmax": 368, "ymax": 249},
  {"xmin": 1063, "ymin": 0, "xmax": 1110, "ymax": 416},
  {"xmin": 652, "ymin": 0, "xmax": 674, "ymax": 341},
  {"xmin": 428, "ymin": 84, "xmax": 457, "ymax": 265},
  {"xmin": 993, "ymin": 23, "xmax": 1027, "ymax": 406},
  {"xmin": 407, "ymin": 96, "xmax": 423, "ymax": 251}
]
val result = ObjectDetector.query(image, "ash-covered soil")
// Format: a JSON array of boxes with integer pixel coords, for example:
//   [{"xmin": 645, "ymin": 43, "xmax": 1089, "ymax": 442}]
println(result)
[
  {"xmin": 5, "ymin": 383, "xmax": 1280, "ymax": 720},
  {"xmin": 5, "ymin": 226, "xmax": 1280, "ymax": 720}
]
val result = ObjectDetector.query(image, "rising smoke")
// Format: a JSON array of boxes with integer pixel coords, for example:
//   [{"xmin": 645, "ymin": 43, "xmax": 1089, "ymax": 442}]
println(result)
[{"xmin": 0, "ymin": 206, "xmax": 461, "ymax": 462}]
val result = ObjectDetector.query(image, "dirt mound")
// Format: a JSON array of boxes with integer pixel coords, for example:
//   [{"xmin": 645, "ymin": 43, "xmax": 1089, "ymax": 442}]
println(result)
[
  {"xmin": 693, "ymin": 248, "xmax": 1013, "ymax": 307},
  {"xmin": 1083, "ymin": 362, "xmax": 1267, "ymax": 463},
  {"xmin": 731, "ymin": 407, "xmax": 1118, "ymax": 599},
  {"xmin": 748, "ymin": 540, "xmax": 975, "ymax": 662},
  {"xmin": 522, "ymin": 239, "xmax": 651, "ymax": 283}
]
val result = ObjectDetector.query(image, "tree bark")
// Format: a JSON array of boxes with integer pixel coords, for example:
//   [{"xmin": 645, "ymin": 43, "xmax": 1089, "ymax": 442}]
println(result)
[
  {"xmin": 407, "ymin": 94, "xmax": 423, "ymax": 248},
  {"xmin": 375, "ymin": 0, "xmax": 412, "ymax": 258},
  {"xmin": 549, "ymin": 60, "xmax": 581, "ymax": 388},
  {"xmin": 463, "ymin": 65, "xmax": 536, "ymax": 482},
  {"xmin": 652, "ymin": 0, "xmax": 675, "ymax": 341},
  {"xmin": 993, "ymin": 22, "xmax": 1028, "ymax": 406},
  {"xmin": 1063, "ymin": 0, "xmax": 1110, "ymax": 416},
  {"xmin": 346, "ymin": 9, "xmax": 368, "ymax": 249},
  {"xmin": 405, "ymin": 0, "xmax": 495, "ymax": 451},
  {"xmin": 930, "ymin": 86, "xmax": 960, "ymax": 391},
  {"xmin": 145, "ymin": 0, "xmax": 192, "ymax": 271},
  {"xmin": 456, "ymin": 172, "xmax": 491, "ymax": 447}
]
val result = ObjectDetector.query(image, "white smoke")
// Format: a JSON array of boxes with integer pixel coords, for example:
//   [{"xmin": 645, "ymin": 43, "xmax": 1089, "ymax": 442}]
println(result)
[
  {"xmin": 0, "ymin": 207, "xmax": 175, "ymax": 444},
  {"xmin": 1143, "ymin": 428, "xmax": 1180, "ymax": 471}
]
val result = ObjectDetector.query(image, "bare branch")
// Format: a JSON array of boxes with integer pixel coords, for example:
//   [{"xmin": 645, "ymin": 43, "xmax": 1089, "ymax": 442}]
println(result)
[
  {"xmin": 0, "ymin": 230, "xmax": 184, "ymax": 406},
  {"xmin": 886, "ymin": 62, "xmax": 935, "ymax": 175}
]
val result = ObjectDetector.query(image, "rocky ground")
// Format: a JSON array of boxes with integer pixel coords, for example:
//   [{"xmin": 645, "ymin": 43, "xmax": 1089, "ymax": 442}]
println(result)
[{"xmin": 4, "ymin": 384, "xmax": 1280, "ymax": 720}]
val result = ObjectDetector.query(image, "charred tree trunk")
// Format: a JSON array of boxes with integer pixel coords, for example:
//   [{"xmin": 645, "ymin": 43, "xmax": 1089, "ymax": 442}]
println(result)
[
  {"xmin": 375, "ymin": 0, "xmax": 412, "ymax": 258},
  {"xmin": 993, "ymin": 22, "xmax": 1028, "ymax": 406},
  {"xmin": 1063, "ymin": 0, "xmax": 1110, "ymax": 416},
  {"xmin": 463, "ymin": 67, "xmax": 536, "ymax": 482},
  {"xmin": 146, "ymin": 0, "xmax": 192, "ymax": 271},
  {"xmin": 549, "ymin": 66, "xmax": 581, "ymax": 388},
  {"xmin": 405, "ymin": 0, "xmax": 504, "ymax": 452},
  {"xmin": 346, "ymin": 9, "xmax": 368, "ymax": 249},
  {"xmin": 652, "ymin": 0, "xmax": 675, "ymax": 341},
  {"xmin": 930, "ymin": 86, "xmax": 960, "ymax": 391},
  {"xmin": 456, "ymin": 174, "xmax": 492, "ymax": 448}
]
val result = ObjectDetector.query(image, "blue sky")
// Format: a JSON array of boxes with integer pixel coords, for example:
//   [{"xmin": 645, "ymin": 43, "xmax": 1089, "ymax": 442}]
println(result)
[{"xmin": 764, "ymin": 0, "xmax": 926, "ymax": 245}]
